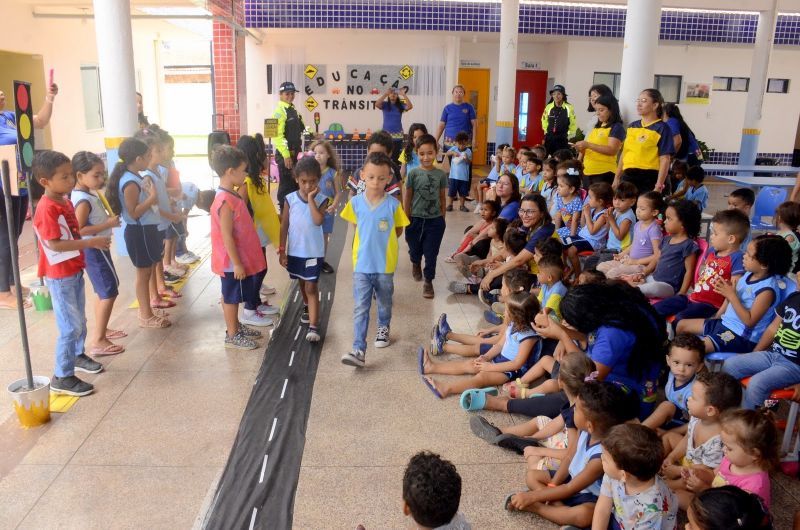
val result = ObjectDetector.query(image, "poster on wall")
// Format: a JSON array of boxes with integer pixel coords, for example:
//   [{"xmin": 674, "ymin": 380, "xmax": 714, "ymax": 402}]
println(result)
[{"xmin": 684, "ymin": 82, "xmax": 710, "ymax": 105}]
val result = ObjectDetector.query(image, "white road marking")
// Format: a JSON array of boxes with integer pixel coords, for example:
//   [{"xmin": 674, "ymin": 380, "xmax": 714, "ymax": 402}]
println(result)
[
  {"xmin": 327, "ymin": 292, "xmax": 331, "ymax": 301},
  {"xmin": 280, "ymin": 378, "xmax": 288, "ymax": 399},
  {"xmin": 318, "ymin": 292, "xmax": 321, "ymax": 301},
  {"xmin": 289, "ymin": 351, "xmax": 295, "ymax": 366},
  {"xmin": 268, "ymin": 418, "xmax": 277, "ymax": 441},
  {"xmin": 294, "ymin": 326, "xmax": 301, "ymax": 340},
  {"xmin": 293, "ymin": 291, "xmax": 298, "ymax": 303},
  {"xmin": 248, "ymin": 508, "xmax": 257, "ymax": 530},
  {"xmin": 259, "ymin": 454, "xmax": 269, "ymax": 483}
]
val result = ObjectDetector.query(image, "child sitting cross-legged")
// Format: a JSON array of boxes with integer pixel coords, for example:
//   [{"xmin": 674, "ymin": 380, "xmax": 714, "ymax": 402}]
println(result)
[
  {"xmin": 504, "ymin": 381, "xmax": 640, "ymax": 529},
  {"xmin": 683, "ymin": 408, "xmax": 777, "ymax": 508},
  {"xmin": 677, "ymin": 234, "xmax": 794, "ymax": 353},
  {"xmin": 448, "ymin": 217, "xmax": 508, "ymax": 295},
  {"xmin": 431, "ymin": 270, "xmax": 533, "ymax": 358},
  {"xmin": 469, "ymin": 351, "xmax": 593, "ymax": 465},
  {"xmin": 419, "ymin": 291, "xmax": 539, "ymax": 400},
  {"xmin": 661, "ymin": 371, "xmax": 743, "ymax": 509},
  {"xmin": 642, "ymin": 334, "xmax": 705, "ymax": 433},
  {"xmin": 591, "ymin": 423, "xmax": 678, "ymax": 530}
]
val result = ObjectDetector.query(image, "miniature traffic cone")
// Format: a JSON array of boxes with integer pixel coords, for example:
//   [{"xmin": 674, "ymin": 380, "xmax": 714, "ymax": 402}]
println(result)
[{"xmin": 352, "ymin": 128, "xmax": 361, "ymax": 141}]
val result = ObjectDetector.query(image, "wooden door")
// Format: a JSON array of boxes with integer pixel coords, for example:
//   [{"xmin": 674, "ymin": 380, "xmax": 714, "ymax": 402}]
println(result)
[
  {"xmin": 513, "ymin": 70, "xmax": 549, "ymax": 151},
  {"xmin": 458, "ymin": 68, "xmax": 490, "ymax": 165}
]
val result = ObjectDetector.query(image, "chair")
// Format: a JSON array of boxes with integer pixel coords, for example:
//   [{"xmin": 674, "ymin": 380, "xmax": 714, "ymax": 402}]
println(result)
[
  {"xmin": 741, "ymin": 377, "xmax": 800, "ymax": 455},
  {"xmin": 750, "ymin": 186, "xmax": 787, "ymax": 232}
]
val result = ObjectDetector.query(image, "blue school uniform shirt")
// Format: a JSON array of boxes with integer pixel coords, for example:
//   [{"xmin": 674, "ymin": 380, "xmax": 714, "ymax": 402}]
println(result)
[
  {"xmin": 340, "ymin": 194, "xmax": 410, "ymax": 274},
  {"xmin": 539, "ymin": 280, "xmax": 568, "ymax": 321},
  {"xmin": 721, "ymin": 272, "xmax": 787, "ymax": 342},
  {"xmin": 568, "ymin": 431, "xmax": 603, "ymax": 497},
  {"xmin": 653, "ymin": 237, "xmax": 699, "ymax": 292},
  {"xmin": 285, "ymin": 191, "xmax": 328, "ymax": 258},
  {"xmin": 606, "ymin": 208, "xmax": 637, "ymax": 253},
  {"xmin": 447, "ymin": 146, "xmax": 471, "ymax": 181},
  {"xmin": 577, "ymin": 207, "xmax": 609, "ymax": 250},
  {"xmin": 119, "ymin": 170, "xmax": 159, "ymax": 225},
  {"xmin": 555, "ymin": 194, "xmax": 583, "ymax": 238},
  {"xmin": 142, "ymin": 168, "xmax": 171, "ymax": 231},
  {"xmin": 498, "ymin": 324, "xmax": 538, "ymax": 364},
  {"xmin": 666, "ymin": 372, "xmax": 694, "ymax": 424},
  {"xmin": 684, "ymin": 184, "xmax": 709, "ymax": 211}
]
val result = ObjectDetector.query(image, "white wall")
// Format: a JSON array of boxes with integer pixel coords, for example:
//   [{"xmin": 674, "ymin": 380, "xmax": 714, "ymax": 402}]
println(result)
[{"xmin": 0, "ymin": 2, "xmax": 209, "ymax": 156}]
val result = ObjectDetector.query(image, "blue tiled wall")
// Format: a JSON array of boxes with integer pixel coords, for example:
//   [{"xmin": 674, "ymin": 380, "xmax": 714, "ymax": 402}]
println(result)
[{"xmin": 245, "ymin": 1, "xmax": 800, "ymax": 46}]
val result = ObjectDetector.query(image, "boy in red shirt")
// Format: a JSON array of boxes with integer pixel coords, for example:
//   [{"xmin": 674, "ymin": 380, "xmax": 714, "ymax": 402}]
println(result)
[{"xmin": 32, "ymin": 151, "xmax": 111, "ymax": 396}]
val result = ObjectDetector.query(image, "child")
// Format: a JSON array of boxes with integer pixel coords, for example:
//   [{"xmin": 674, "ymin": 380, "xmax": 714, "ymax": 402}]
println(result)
[
  {"xmin": 70, "ymin": 151, "xmax": 125, "ymax": 356},
  {"xmin": 340, "ymin": 152, "xmax": 409, "ymax": 367},
  {"xmin": 578, "ymin": 268, "xmax": 606, "ymax": 285},
  {"xmin": 33, "ymin": 151, "xmax": 111, "ymax": 396},
  {"xmin": 105, "ymin": 138, "xmax": 170, "ymax": 328},
  {"xmin": 687, "ymin": 486, "xmax": 772, "ymax": 530},
  {"xmin": 591, "ymin": 424, "xmax": 678, "ymax": 530},
  {"xmin": 157, "ymin": 130, "xmax": 187, "ymax": 276},
  {"xmin": 628, "ymin": 199, "xmax": 700, "ymax": 299},
  {"xmin": 678, "ymin": 234, "xmax": 793, "ymax": 353},
  {"xmin": 597, "ymin": 191, "xmax": 665, "ymax": 279},
  {"xmin": 481, "ymin": 229, "xmax": 529, "ymax": 324},
  {"xmin": 774, "ymin": 200, "xmax": 800, "ymax": 272},
  {"xmin": 535, "ymin": 254, "xmax": 568, "ymax": 322},
  {"xmin": 505, "ymin": 381, "xmax": 639, "ymax": 528},
  {"xmin": 642, "ymin": 334, "xmax": 705, "ymax": 430},
  {"xmin": 404, "ymin": 134, "xmax": 448, "ymax": 298},
  {"xmin": 484, "ymin": 146, "xmax": 516, "ymax": 202},
  {"xmin": 600, "ymin": 181, "xmax": 638, "ymax": 260},
  {"xmin": 445, "ymin": 131, "xmax": 472, "ymax": 212},
  {"xmin": 683, "ymin": 166, "xmax": 709, "ymax": 212},
  {"xmin": 400, "ymin": 451, "xmax": 471, "ymax": 530},
  {"xmin": 420, "ymin": 291, "xmax": 539, "ymax": 399},
  {"xmin": 312, "ymin": 140, "xmax": 343, "ymax": 273},
  {"xmin": 279, "ymin": 156, "xmax": 329, "ymax": 342},
  {"xmin": 723, "ymin": 288, "xmax": 800, "ymax": 409},
  {"xmin": 348, "ymin": 130, "xmax": 402, "ymax": 198},
  {"xmin": 661, "ymin": 371, "xmax": 743, "ymax": 509},
  {"xmin": 553, "ymin": 161, "xmax": 584, "ymax": 240},
  {"xmin": 447, "ymin": 200, "xmax": 498, "ymax": 261},
  {"xmin": 209, "ymin": 146, "xmax": 267, "ymax": 350},
  {"xmin": 399, "ymin": 122, "xmax": 428, "ymax": 180},
  {"xmin": 685, "ymin": 409, "xmax": 777, "ymax": 507},
  {"xmin": 448, "ymin": 218, "xmax": 507, "ymax": 294},
  {"xmin": 667, "ymin": 160, "xmax": 689, "ymax": 201},
  {"xmin": 514, "ymin": 149, "xmax": 529, "ymax": 184},
  {"xmin": 522, "ymin": 156, "xmax": 544, "ymax": 193},
  {"xmin": 655, "ymin": 209, "xmax": 749, "ymax": 330},
  {"xmin": 541, "ymin": 158, "xmax": 559, "ymax": 216},
  {"xmin": 729, "ymin": 187, "xmax": 755, "ymax": 249},
  {"xmin": 564, "ymin": 181, "xmax": 613, "ymax": 277}
]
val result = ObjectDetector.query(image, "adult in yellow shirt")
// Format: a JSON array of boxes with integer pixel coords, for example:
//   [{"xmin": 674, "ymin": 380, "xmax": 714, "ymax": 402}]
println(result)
[{"xmin": 574, "ymin": 93, "xmax": 625, "ymax": 187}]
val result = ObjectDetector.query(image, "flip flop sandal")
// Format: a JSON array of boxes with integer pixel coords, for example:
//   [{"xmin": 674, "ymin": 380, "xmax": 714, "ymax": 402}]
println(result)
[
  {"xmin": 420, "ymin": 375, "xmax": 443, "ymax": 399},
  {"xmin": 151, "ymin": 298, "xmax": 176, "ymax": 309},
  {"xmin": 469, "ymin": 415, "xmax": 503, "ymax": 443},
  {"xmin": 138, "ymin": 315, "xmax": 171, "ymax": 328},
  {"xmin": 89, "ymin": 343, "xmax": 125, "ymax": 356},
  {"xmin": 158, "ymin": 289, "xmax": 182, "ymax": 299},
  {"xmin": 502, "ymin": 378, "xmax": 528, "ymax": 396},
  {"xmin": 459, "ymin": 387, "xmax": 499, "ymax": 411},
  {"xmin": 105, "ymin": 329, "xmax": 128, "ymax": 339},
  {"xmin": 417, "ymin": 346, "xmax": 425, "ymax": 374}
]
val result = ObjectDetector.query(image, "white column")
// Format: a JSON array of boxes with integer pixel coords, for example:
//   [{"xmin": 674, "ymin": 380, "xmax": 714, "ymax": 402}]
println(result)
[
  {"xmin": 445, "ymin": 35, "xmax": 460, "ymax": 96},
  {"xmin": 495, "ymin": 0, "xmax": 519, "ymax": 146},
  {"xmin": 739, "ymin": 0, "xmax": 778, "ymax": 168},
  {"xmin": 618, "ymin": 0, "xmax": 662, "ymax": 123},
  {"xmin": 92, "ymin": 0, "xmax": 138, "ymax": 159}
]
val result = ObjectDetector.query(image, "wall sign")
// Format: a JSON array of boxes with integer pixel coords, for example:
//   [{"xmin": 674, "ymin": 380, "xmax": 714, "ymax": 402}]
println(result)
[
  {"xmin": 460, "ymin": 59, "xmax": 481, "ymax": 68},
  {"xmin": 519, "ymin": 61, "xmax": 542, "ymax": 70}
]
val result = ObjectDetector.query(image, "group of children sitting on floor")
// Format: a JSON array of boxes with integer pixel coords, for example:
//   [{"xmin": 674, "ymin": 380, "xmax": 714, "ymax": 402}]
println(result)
[{"xmin": 413, "ymin": 155, "xmax": 800, "ymax": 527}]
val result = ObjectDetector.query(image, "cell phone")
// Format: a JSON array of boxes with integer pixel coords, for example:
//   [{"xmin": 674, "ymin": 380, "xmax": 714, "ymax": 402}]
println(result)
[{"xmin": 48, "ymin": 68, "xmax": 54, "ymax": 87}]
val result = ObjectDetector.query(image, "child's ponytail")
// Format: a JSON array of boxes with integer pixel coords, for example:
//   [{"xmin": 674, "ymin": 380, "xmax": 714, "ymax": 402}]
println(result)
[{"xmin": 106, "ymin": 138, "xmax": 149, "ymax": 216}]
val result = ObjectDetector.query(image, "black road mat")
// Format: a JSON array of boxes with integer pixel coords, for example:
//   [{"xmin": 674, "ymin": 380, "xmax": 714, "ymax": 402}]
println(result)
[{"xmin": 203, "ymin": 216, "xmax": 348, "ymax": 530}]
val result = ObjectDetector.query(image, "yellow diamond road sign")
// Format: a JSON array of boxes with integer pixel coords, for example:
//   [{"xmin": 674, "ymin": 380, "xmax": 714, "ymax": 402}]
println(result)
[
  {"xmin": 305, "ymin": 96, "xmax": 318, "ymax": 112},
  {"xmin": 304, "ymin": 64, "xmax": 318, "ymax": 79},
  {"xmin": 399, "ymin": 65, "xmax": 414, "ymax": 80}
]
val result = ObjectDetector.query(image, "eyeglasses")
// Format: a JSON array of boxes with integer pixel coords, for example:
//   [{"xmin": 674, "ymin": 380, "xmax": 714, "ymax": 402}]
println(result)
[
  {"xmin": 635, "ymin": 98, "xmax": 650, "ymax": 104},
  {"xmin": 519, "ymin": 209, "xmax": 539, "ymax": 216}
]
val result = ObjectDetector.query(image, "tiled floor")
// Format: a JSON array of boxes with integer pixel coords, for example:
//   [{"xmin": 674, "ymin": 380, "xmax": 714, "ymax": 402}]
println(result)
[{"xmin": 1, "ymin": 179, "xmax": 799, "ymax": 529}]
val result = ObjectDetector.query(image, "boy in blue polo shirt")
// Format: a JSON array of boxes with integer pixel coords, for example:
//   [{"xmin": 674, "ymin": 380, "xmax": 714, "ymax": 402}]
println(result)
[
  {"xmin": 445, "ymin": 131, "xmax": 472, "ymax": 213},
  {"xmin": 340, "ymin": 152, "xmax": 410, "ymax": 367}
]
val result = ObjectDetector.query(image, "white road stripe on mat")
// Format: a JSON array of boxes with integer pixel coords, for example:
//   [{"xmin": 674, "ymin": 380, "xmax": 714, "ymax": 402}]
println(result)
[
  {"xmin": 289, "ymin": 351, "xmax": 295, "ymax": 366},
  {"xmin": 259, "ymin": 454, "xmax": 269, "ymax": 483},
  {"xmin": 268, "ymin": 418, "xmax": 277, "ymax": 442},
  {"xmin": 294, "ymin": 326, "xmax": 301, "ymax": 341},
  {"xmin": 280, "ymin": 378, "xmax": 288, "ymax": 399},
  {"xmin": 248, "ymin": 508, "xmax": 257, "ymax": 530}
]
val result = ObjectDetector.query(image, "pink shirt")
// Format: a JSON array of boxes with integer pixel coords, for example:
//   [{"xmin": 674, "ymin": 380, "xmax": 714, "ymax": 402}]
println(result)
[
  {"xmin": 712, "ymin": 456, "xmax": 771, "ymax": 507},
  {"xmin": 210, "ymin": 188, "xmax": 266, "ymax": 277}
]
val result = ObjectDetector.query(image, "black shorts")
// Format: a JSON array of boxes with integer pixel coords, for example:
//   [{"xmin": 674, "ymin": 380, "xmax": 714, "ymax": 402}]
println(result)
[
  {"xmin": 220, "ymin": 272, "xmax": 262, "ymax": 305},
  {"xmin": 287, "ymin": 255, "xmax": 321, "ymax": 282},
  {"xmin": 448, "ymin": 178, "xmax": 470, "ymax": 198},
  {"xmin": 124, "ymin": 224, "xmax": 162, "ymax": 268},
  {"xmin": 84, "ymin": 248, "xmax": 119, "ymax": 300}
]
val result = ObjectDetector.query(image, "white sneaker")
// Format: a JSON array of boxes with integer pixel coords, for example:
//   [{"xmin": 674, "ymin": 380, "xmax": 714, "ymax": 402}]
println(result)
[
  {"xmin": 260, "ymin": 285, "xmax": 277, "ymax": 296},
  {"xmin": 165, "ymin": 265, "xmax": 186, "ymax": 277},
  {"xmin": 306, "ymin": 328, "xmax": 321, "ymax": 342},
  {"xmin": 175, "ymin": 254, "xmax": 195, "ymax": 265},
  {"xmin": 257, "ymin": 303, "xmax": 280, "ymax": 315},
  {"xmin": 474, "ymin": 204, "xmax": 481, "ymax": 213},
  {"xmin": 240, "ymin": 309, "xmax": 274, "ymax": 327},
  {"xmin": 374, "ymin": 326, "xmax": 390, "ymax": 348}
]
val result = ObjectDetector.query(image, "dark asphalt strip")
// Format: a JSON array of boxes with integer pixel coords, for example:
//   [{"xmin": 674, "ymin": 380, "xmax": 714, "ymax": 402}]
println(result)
[{"xmin": 203, "ymin": 216, "xmax": 347, "ymax": 530}]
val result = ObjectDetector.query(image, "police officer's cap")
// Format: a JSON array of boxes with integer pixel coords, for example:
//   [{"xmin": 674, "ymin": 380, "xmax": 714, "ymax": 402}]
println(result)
[
  {"xmin": 279, "ymin": 81, "xmax": 298, "ymax": 93},
  {"xmin": 549, "ymin": 84, "xmax": 567, "ymax": 96}
]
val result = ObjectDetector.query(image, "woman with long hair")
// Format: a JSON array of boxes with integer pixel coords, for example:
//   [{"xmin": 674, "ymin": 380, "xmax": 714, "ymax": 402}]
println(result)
[{"xmin": 575, "ymin": 93, "xmax": 625, "ymax": 186}]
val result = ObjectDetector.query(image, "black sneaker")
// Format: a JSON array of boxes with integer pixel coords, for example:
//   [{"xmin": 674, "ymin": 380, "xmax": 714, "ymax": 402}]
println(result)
[
  {"xmin": 51, "ymin": 375, "xmax": 94, "ymax": 396},
  {"xmin": 74, "ymin": 353, "xmax": 103, "ymax": 374},
  {"xmin": 321, "ymin": 261, "xmax": 334, "ymax": 274},
  {"xmin": 496, "ymin": 434, "xmax": 542, "ymax": 455},
  {"xmin": 163, "ymin": 271, "xmax": 181, "ymax": 284},
  {"xmin": 300, "ymin": 305, "xmax": 310, "ymax": 324}
]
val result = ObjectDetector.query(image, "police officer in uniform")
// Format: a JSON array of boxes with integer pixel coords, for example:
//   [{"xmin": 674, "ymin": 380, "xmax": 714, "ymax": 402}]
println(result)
[
  {"xmin": 541, "ymin": 84, "xmax": 576, "ymax": 156},
  {"xmin": 273, "ymin": 81, "xmax": 306, "ymax": 210}
]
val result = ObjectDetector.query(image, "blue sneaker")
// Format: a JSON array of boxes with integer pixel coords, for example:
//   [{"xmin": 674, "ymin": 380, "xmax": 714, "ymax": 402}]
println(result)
[
  {"xmin": 437, "ymin": 313, "xmax": 451, "ymax": 339},
  {"xmin": 431, "ymin": 327, "xmax": 445, "ymax": 356},
  {"xmin": 483, "ymin": 310, "xmax": 503, "ymax": 326}
]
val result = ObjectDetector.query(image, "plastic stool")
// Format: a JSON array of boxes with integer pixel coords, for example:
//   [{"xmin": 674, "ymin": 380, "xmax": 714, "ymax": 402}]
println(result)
[{"xmin": 741, "ymin": 377, "xmax": 800, "ymax": 455}]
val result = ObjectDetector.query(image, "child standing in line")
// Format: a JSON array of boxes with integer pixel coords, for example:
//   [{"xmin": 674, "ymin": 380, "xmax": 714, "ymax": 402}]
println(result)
[
  {"xmin": 642, "ymin": 333, "xmax": 705, "ymax": 431},
  {"xmin": 398, "ymin": 122, "xmax": 427, "ymax": 180},
  {"xmin": 404, "ymin": 134, "xmax": 448, "ymax": 299},
  {"xmin": 71, "ymin": 151, "xmax": 125, "ymax": 356},
  {"xmin": 312, "ymin": 140, "xmax": 343, "ymax": 274},
  {"xmin": 106, "ymin": 138, "xmax": 170, "ymax": 329},
  {"xmin": 33, "ymin": 151, "xmax": 111, "ymax": 396},
  {"xmin": 774, "ymin": 200, "xmax": 800, "ymax": 272},
  {"xmin": 209, "ymin": 146, "xmax": 266, "ymax": 350},
  {"xmin": 340, "ymin": 152, "xmax": 409, "ymax": 368},
  {"xmin": 683, "ymin": 166, "xmax": 709, "ymax": 212},
  {"xmin": 591, "ymin": 424, "xmax": 678, "ymax": 530},
  {"xmin": 279, "ymin": 156, "xmax": 329, "ymax": 342},
  {"xmin": 347, "ymin": 130, "xmax": 403, "ymax": 198},
  {"xmin": 445, "ymin": 131, "xmax": 472, "ymax": 212}
]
